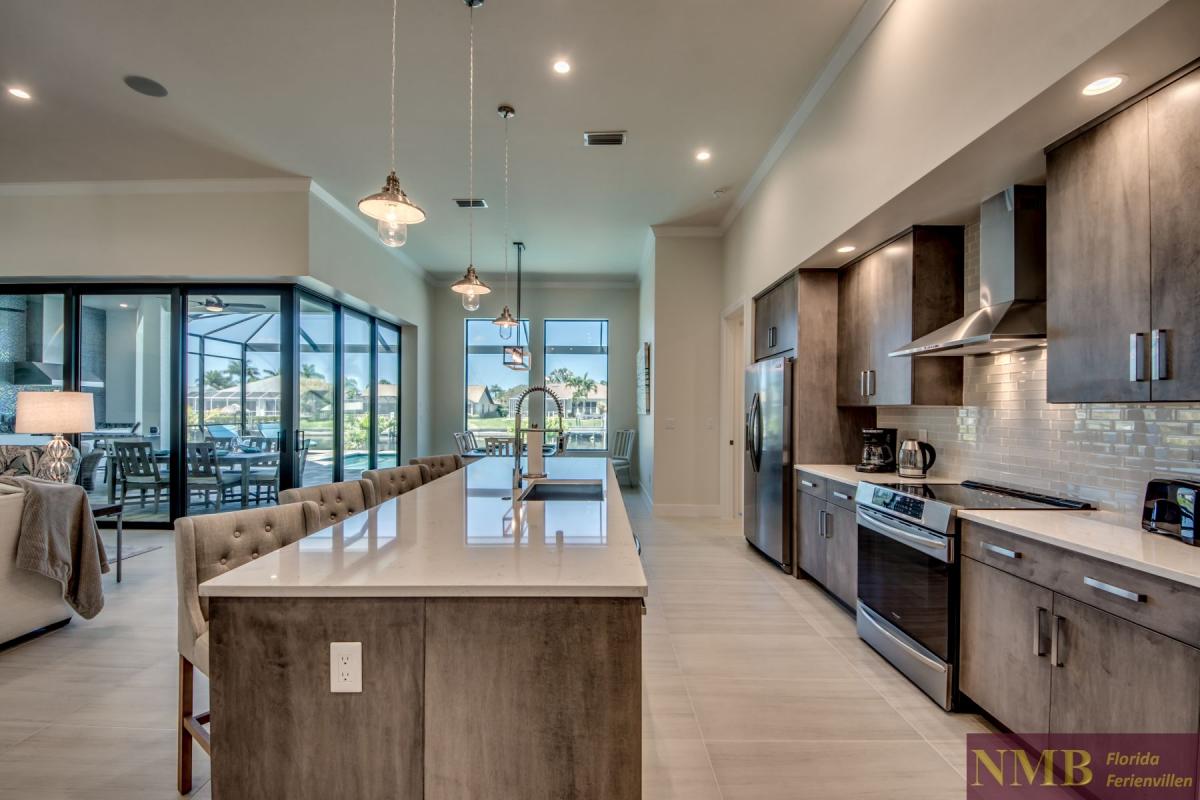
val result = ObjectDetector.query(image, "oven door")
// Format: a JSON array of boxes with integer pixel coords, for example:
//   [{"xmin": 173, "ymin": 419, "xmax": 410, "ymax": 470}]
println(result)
[{"xmin": 856, "ymin": 506, "xmax": 954, "ymax": 663}]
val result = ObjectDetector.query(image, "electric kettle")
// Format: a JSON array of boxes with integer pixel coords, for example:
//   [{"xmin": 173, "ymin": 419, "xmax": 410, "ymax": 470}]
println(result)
[{"xmin": 897, "ymin": 439, "xmax": 937, "ymax": 479}]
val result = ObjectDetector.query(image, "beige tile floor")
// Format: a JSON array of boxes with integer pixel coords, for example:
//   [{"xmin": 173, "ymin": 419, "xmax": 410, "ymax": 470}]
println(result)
[{"xmin": 0, "ymin": 489, "xmax": 989, "ymax": 799}]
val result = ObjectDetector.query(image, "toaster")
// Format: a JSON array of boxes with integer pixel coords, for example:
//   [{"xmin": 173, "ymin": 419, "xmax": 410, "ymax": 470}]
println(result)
[{"xmin": 1142, "ymin": 479, "xmax": 1198, "ymax": 546}]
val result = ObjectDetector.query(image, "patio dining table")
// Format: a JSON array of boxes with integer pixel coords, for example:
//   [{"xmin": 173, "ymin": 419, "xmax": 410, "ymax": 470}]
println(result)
[{"xmin": 107, "ymin": 449, "xmax": 280, "ymax": 508}]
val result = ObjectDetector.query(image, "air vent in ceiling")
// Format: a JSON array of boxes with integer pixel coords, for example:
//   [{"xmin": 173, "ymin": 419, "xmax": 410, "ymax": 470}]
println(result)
[
  {"xmin": 583, "ymin": 130, "xmax": 627, "ymax": 147},
  {"xmin": 454, "ymin": 198, "xmax": 487, "ymax": 208}
]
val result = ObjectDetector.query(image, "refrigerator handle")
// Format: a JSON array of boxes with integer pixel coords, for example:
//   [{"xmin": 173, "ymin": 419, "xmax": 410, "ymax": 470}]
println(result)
[{"xmin": 748, "ymin": 393, "xmax": 763, "ymax": 472}]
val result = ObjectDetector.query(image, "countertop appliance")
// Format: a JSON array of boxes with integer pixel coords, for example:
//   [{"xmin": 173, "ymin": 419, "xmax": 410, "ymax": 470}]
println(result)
[
  {"xmin": 744, "ymin": 355, "xmax": 793, "ymax": 570},
  {"xmin": 855, "ymin": 480, "xmax": 1091, "ymax": 710},
  {"xmin": 1142, "ymin": 478, "xmax": 1198, "ymax": 546},
  {"xmin": 896, "ymin": 439, "xmax": 936, "ymax": 478},
  {"xmin": 856, "ymin": 428, "xmax": 897, "ymax": 473}
]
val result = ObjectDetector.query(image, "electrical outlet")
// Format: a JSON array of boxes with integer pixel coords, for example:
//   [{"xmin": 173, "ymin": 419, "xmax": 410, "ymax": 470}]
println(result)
[
  {"xmin": 330, "ymin": 642, "xmax": 362, "ymax": 693},
  {"xmin": 918, "ymin": 429, "xmax": 928, "ymax": 442}
]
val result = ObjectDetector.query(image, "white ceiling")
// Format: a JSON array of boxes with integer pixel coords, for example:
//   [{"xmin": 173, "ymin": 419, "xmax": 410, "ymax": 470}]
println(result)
[{"xmin": 0, "ymin": 0, "xmax": 865, "ymax": 277}]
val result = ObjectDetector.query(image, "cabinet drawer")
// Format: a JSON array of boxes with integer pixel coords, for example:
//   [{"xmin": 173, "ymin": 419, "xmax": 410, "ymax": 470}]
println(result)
[
  {"xmin": 796, "ymin": 471, "xmax": 826, "ymax": 499},
  {"xmin": 827, "ymin": 480, "xmax": 857, "ymax": 511},
  {"xmin": 962, "ymin": 520, "xmax": 1200, "ymax": 649}
]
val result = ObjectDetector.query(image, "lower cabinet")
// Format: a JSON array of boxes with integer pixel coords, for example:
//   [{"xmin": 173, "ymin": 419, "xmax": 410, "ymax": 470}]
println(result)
[
  {"xmin": 960, "ymin": 555, "xmax": 1200, "ymax": 739},
  {"xmin": 796, "ymin": 484, "xmax": 857, "ymax": 608}
]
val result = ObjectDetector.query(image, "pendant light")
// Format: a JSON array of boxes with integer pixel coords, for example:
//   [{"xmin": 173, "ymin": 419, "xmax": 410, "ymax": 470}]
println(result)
[
  {"xmin": 450, "ymin": 0, "xmax": 491, "ymax": 311},
  {"xmin": 358, "ymin": 0, "xmax": 426, "ymax": 242},
  {"xmin": 503, "ymin": 241, "xmax": 530, "ymax": 371},
  {"xmin": 493, "ymin": 104, "xmax": 519, "ymax": 339}
]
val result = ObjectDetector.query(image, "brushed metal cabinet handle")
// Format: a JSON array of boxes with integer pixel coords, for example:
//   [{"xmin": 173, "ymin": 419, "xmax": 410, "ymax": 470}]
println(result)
[
  {"xmin": 982, "ymin": 542, "xmax": 1021, "ymax": 560},
  {"xmin": 860, "ymin": 370, "xmax": 867, "ymax": 398},
  {"xmin": 1130, "ymin": 332, "xmax": 1146, "ymax": 382},
  {"xmin": 1083, "ymin": 576, "xmax": 1146, "ymax": 603},
  {"xmin": 867, "ymin": 370, "xmax": 876, "ymax": 397},
  {"xmin": 1151, "ymin": 329, "xmax": 1168, "ymax": 381},
  {"xmin": 1050, "ymin": 614, "xmax": 1064, "ymax": 668},
  {"xmin": 832, "ymin": 490, "xmax": 851, "ymax": 501},
  {"xmin": 1034, "ymin": 606, "xmax": 1048, "ymax": 657},
  {"xmin": 800, "ymin": 479, "xmax": 816, "ymax": 488},
  {"xmin": 817, "ymin": 509, "xmax": 825, "ymax": 539}
]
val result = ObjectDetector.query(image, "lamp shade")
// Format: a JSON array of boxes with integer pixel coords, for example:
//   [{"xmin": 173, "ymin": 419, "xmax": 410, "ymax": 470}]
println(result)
[{"xmin": 15, "ymin": 391, "xmax": 95, "ymax": 434}]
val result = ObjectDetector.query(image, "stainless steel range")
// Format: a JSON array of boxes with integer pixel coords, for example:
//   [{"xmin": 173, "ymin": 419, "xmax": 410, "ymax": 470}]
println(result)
[{"xmin": 854, "ymin": 481, "xmax": 1091, "ymax": 710}]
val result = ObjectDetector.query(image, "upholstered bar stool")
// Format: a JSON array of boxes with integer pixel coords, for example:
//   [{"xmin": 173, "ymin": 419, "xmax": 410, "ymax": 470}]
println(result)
[
  {"xmin": 174, "ymin": 501, "xmax": 322, "ymax": 794},
  {"xmin": 409, "ymin": 453, "xmax": 465, "ymax": 481},
  {"xmin": 278, "ymin": 478, "xmax": 378, "ymax": 528},
  {"xmin": 363, "ymin": 464, "xmax": 429, "ymax": 504}
]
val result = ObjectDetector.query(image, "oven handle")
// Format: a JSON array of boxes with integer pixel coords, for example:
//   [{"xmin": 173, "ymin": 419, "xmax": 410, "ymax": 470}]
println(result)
[
  {"xmin": 858, "ymin": 603, "xmax": 947, "ymax": 673},
  {"xmin": 857, "ymin": 507, "xmax": 951, "ymax": 563}
]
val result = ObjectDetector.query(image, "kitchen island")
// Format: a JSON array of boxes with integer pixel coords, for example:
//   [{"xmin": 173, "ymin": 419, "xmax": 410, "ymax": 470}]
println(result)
[{"xmin": 200, "ymin": 456, "xmax": 647, "ymax": 800}]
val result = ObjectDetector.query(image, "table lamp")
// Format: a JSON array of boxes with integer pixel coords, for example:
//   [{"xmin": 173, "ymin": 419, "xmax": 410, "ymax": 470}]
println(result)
[{"xmin": 14, "ymin": 391, "xmax": 96, "ymax": 483}]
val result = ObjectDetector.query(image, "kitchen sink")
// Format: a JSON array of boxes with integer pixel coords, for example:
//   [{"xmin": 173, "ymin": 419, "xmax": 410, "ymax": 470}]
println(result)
[{"xmin": 519, "ymin": 480, "xmax": 604, "ymax": 502}]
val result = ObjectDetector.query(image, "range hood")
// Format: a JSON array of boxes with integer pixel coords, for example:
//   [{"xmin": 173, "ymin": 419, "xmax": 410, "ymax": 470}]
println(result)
[{"xmin": 890, "ymin": 185, "xmax": 1047, "ymax": 357}]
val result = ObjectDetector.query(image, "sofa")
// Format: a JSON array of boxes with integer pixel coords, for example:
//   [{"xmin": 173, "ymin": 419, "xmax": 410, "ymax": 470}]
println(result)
[{"xmin": 0, "ymin": 486, "xmax": 71, "ymax": 645}]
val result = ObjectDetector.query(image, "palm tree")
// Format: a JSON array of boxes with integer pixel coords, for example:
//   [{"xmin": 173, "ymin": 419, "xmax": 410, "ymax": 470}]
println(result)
[
  {"xmin": 547, "ymin": 367, "xmax": 575, "ymax": 385},
  {"xmin": 204, "ymin": 369, "xmax": 234, "ymax": 390},
  {"xmin": 567, "ymin": 372, "xmax": 597, "ymax": 418},
  {"xmin": 300, "ymin": 363, "xmax": 324, "ymax": 381}
]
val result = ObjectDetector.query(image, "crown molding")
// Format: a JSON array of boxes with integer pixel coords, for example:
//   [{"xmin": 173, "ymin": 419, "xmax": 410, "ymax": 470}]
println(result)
[
  {"xmin": 720, "ymin": 0, "xmax": 895, "ymax": 232},
  {"xmin": 307, "ymin": 181, "xmax": 427, "ymax": 281},
  {"xmin": 0, "ymin": 177, "xmax": 311, "ymax": 196}
]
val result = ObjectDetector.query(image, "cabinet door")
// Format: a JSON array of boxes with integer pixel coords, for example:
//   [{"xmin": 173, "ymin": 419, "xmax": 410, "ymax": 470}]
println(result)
[
  {"xmin": 797, "ymin": 492, "xmax": 827, "ymax": 584},
  {"xmin": 1148, "ymin": 68, "xmax": 1200, "ymax": 401},
  {"xmin": 869, "ymin": 237, "xmax": 914, "ymax": 406},
  {"xmin": 960, "ymin": 557, "xmax": 1053, "ymax": 735},
  {"xmin": 1049, "ymin": 593, "xmax": 1200, "ymax": 735},
  {"xmin": 823, "ymin": 503, "xmax": 857, "ymax": 608},
  {"xmin": 1046, "ymin": 100, "xmax": 1152, "ymax": 403},
  {"xmin": 753, "ymin": 289, "xmax": 775, "ymax": 361},
  {"xmin": 836, "ymin": 261, "xmax": 869, "ymax": 406},
  {"xmin": 772, "ymin": 275, "xmax": 797, "ymax": 356}
]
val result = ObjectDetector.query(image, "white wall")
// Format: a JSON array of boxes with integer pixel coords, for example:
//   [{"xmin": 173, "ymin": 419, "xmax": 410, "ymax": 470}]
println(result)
[
  {"xmin": 637, "ymin": 244, "xmax": 655, "ymax": 498},
  {"xmin": 650, "ymin": 234, "xmax": 724, "ymax": 515},
  {"xmin": 427, "ymin": 282, "xmax": 639, "ymax": 466},
  {"xmin": 722, "ymin": 0, "xmax": 1166, "ymax": 308}
]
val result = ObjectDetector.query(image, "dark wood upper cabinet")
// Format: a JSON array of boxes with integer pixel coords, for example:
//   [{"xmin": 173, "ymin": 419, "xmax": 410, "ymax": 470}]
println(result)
[
  {"xmin": 1046, "ymin": 100, "xmax": 1152, "ymax": 403},
  {"xmin": 754, "ymin": 273, "xmax": 797, "ymax": 361},
  {"xmin": 836, "ymin": 227, "xmax": 963, "ymax": 407},
  {"xmin": 1047, "ymin": 63, "xmax": 1200, "ymax": 402},
  {"xmin": 1148, "ymin": 67, "xmax": 1200, "ymax": 402}
]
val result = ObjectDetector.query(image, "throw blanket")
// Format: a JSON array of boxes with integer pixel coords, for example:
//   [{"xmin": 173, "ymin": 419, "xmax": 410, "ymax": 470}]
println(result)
[{"xmin": 0, "ymin": 476, "xmax": 109, "ymax": 619}]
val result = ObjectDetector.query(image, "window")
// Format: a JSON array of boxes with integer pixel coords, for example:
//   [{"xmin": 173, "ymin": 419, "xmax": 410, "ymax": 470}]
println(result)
[
  {"xmin": 375, "ymin": 324, "xmax": 401, "ymax": 468},
  {"xmin": 464, "ymin": 318, "xmax": 530, "ymax": 441},
  {"xmin": 298, "ymin": 296, "xmax": 336, "ymax": 486},
  {"xmin": 544, "ymin": 320, "xmax": 608, "ymax": 451},
  {"xmin": 341, "ymin": 311, "xmax": 371, "ymax": 479},
  {"xmin": 0, "ymin": 293, "xmax": 65, "ymax": 444}
]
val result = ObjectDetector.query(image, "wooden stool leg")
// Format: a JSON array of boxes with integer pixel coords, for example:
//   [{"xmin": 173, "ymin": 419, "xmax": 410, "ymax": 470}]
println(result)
[{"xmin": 178, "ymin": 654, "xmax": 194, "ymax": 795}]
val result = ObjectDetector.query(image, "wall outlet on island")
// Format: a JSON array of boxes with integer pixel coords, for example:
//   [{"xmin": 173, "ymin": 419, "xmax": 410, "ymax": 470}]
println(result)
[{"xmin": 330, "ymin": 642, "xmax": 362, "ymax": 693}]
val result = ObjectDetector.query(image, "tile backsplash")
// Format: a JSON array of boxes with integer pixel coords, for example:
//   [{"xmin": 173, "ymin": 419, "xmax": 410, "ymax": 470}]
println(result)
[{"xmin": 878, "ymin": 216, "xmax": 1198, "ymax": 521}]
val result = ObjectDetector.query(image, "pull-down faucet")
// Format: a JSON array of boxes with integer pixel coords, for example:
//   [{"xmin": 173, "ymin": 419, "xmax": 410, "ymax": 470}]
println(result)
[{"xmin": 512, "ymin": 385, "xmax": 567, "ymax": 487}]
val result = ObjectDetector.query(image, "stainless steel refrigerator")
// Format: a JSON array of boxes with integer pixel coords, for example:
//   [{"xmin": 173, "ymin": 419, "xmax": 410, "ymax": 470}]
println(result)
[{"xmin": 744, "ymin": 355, "xmax": 792, "ymax": 569}]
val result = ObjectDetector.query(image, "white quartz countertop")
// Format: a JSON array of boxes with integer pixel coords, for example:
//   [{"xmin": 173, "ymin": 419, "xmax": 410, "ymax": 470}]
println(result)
[
  {"xmin": 200, "ymin": 457, "xmax": 648, "ymax": 599},
  {"xmin": 794, "ymin": 464, "xmax": 963, "ymax": 486},
  {"xmin": 959, "ymin": 509, "xmax": 1200, "ymax": 589}
]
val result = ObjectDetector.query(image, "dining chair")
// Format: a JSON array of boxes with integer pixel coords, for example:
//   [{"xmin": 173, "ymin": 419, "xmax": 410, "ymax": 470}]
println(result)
[
  {"xmin": 409, "ymin": 453, "xmax": 465, "ymax": 481},
  {"xmin": 463, "ymin": 430, "xmax": 480, "ymax": 451},
  {"xmin": 174, "ymin": 501, "xmax": 323, "ymax": 794},
  {"xmin": 363, "ymin": 464, "xmax": 430, "ymax": 503},
  {"xmin": 203, "ymin": 424, "xmax": 240, "ymax": 448},
  {"xmin": 244, "ymin": 436, "xmax": 281, "ymax": 504},
  {"xmin": 185, "ymin": 441, "xmax": 241, "ymax": 511},
  {"xmin": 610, "ymin": 429, "xmax": 636, "ymax": 487},
  {"xmin": 113, "ymin": 439, "xmax": 169, "ymax": 514},
  {"xmin": 485, "ymin": 438, "xmax": 515, "ymax": 456},
  {"xmin": 279, "ymin": 478, "xmax": 378, "ymax": 528},
  {"xmin": 453, "ymin": 432, "xmax": 469, "ymax": 456}
]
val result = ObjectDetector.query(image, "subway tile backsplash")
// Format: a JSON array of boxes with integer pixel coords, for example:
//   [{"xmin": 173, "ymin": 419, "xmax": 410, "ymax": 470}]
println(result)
[{"xmin": 878, "ymin": 348, "xmax": 1200, "ymax": 522}]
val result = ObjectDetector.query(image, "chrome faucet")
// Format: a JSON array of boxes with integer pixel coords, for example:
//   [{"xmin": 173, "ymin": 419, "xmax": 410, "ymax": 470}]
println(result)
[{"xmin": 512, "ymin": 385, "xmax": 567, "ymax": 487}]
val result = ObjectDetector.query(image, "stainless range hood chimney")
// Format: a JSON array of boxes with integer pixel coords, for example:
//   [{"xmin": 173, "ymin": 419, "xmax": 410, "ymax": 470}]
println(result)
[{"xmin": 889, "ymin": 185, "xmax": 1046, "ymax": 357}]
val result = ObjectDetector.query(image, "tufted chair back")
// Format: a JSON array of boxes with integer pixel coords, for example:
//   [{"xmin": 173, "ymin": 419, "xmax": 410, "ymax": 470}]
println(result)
[
  {"xmin": 175, "ymin": 501, "xmax": 322, "ymax": 675},
  {"xmin": 363, "ymin": 464, "xmax": 430, "ymax": 503},
  {"xmin": 278, "ymin": 478, "xmax": 378, "ymax": 529},
  {"xmin": 409, "ymin": 453, "xmax": 465, "ymax": 481}
]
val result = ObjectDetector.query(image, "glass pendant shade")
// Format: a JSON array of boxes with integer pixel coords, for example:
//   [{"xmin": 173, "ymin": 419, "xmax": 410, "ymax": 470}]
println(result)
[
  {"xmin": 493, "ymin": 305, "xmax": 517, "ymax": 339},
  {"xmin": 377, "ymin": 218, "xmax": 407, "ymax": 248},
  {"xmin": 358, "ymin": 171, "xmax": 427, "ymax": 225},
  {"xmin": 462, "ymin": 290, "xmax": 481, "ymax": 312}
]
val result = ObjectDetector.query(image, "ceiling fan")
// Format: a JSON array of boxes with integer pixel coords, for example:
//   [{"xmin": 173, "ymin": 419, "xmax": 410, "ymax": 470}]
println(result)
[{"xmin": 190, "ymin": 296, "xmax": 270, "ymax": 313}]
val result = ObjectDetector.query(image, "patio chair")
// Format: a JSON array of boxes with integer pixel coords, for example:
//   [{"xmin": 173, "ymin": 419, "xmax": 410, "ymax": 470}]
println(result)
[
  {"xmin": 185, "ymin": 441, "xmax": 241, "ymax": 511},
  {"xmin": 453, "ymin": 432, "xmax": 470, "ymax": 456},
  {"xmin": 610, "ymin": 429, "xmax": 636, "ymax": 487},
  {"xmin": 245, "ymin": 436, "xmax": 281, "ymax": 504},
  {"xmin": 204, "ymin": 424, "xmax": 240, "ymax": 448},
  {"xmin": 485, "ymin": 438, "xmax": 515, "ymax": 456},
  {"xmin": 112, "ymin": 439, "xmax": 170, "ymax": 514}
]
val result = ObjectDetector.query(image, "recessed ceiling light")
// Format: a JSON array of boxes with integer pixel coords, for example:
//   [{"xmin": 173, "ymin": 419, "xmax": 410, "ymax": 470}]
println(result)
[
  {"xmin": 1082, "ymin": 74, "xmax": 1125, "ymax": 96},
  {"xmin": 695, "ymin": 150, "xmax": 712, "ymax": 162},
  {"xmin": 7, "ymin": 87, "xmax": 32, "ymax": 101},
  {"xmin": 553, "ymin": 59, "xmax": 571, "ymax": 75},
  {"xmin": 123, "ymin": 74, "xmax": 168, "ymax": 98},
  {"xmin": 836, "ymin": 245, "xmax": 856, "ymax": 254}
]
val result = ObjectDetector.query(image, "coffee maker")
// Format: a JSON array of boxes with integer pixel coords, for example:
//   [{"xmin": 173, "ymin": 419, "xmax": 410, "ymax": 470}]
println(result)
[{"xmin": 856, "ymin": 428, "xmax": 897, "ymax": 473}]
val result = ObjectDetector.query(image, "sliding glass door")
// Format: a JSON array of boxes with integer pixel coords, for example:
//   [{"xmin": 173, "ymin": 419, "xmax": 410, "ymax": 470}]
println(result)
[
  {"xmin": 342, "ymin": 311, "xmax": 371, "ymax": 479},
  {"xmin": 375, "ymin": 323, "xmax": 401, "ymax": 468},
  {"xmin": 298, "ymin": 295, "xmax": 335, "ymax": 487}
]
